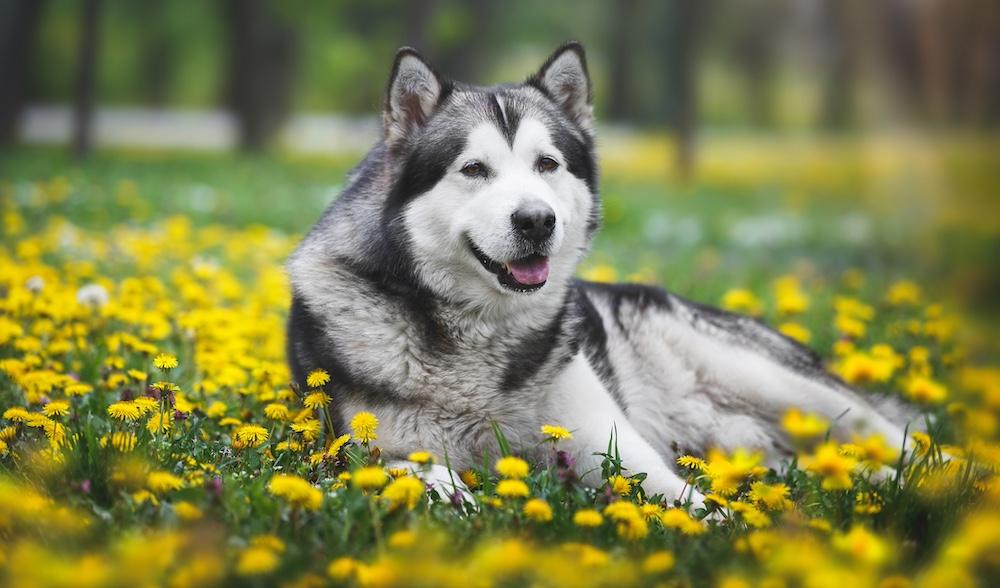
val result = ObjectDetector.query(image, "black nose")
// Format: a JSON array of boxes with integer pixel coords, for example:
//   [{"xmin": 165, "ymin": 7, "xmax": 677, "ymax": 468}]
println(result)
[{"xmin": 511, "ymin": 204, "xmax": 556, "ymax": 243}]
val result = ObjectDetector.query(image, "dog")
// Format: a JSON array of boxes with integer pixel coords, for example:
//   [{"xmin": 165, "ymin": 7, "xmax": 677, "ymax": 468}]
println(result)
[{"xmin": 286, "ymin": 42, "xmax": 911, "ymax": 509}]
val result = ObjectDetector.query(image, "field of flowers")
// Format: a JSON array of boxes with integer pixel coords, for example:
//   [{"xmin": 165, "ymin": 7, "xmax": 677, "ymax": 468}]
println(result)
[{"xmin": 1, "ymin": 141, "xmax": 999, "ymax": 587}]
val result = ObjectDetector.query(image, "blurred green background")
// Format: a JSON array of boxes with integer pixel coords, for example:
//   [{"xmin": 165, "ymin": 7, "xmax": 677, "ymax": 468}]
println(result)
[{"xmin": 1, "ymin": 0, "xmax": 998, "ymax": 350}]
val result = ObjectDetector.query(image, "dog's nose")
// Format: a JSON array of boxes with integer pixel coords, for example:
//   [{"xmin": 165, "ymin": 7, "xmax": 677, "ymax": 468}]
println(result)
[{"xmin": 511, "ymin": 203, "xmax": 556, "ymax": 243}]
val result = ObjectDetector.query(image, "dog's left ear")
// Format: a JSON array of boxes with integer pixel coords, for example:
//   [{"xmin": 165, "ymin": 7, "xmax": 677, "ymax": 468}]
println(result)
[
  {"xmin": 528, "ymin": 42, "xmax": 593, "ymax": 133},
  {"xmin": 384, "ymin": 47, "xmax": 445, "ymax": 147}
]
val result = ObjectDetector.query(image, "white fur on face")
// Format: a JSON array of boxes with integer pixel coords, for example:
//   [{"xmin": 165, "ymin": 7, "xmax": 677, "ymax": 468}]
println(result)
[{"xmin": 404, "ymin": 112, "xmax": 593, "ymax": 308}]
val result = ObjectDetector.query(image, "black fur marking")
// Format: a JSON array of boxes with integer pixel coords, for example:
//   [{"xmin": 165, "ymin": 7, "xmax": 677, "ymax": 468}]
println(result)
[
  {"xmin": 574, "ymin": 286, "xmax": 622, "ymax": 405},
  {"xmin": 488, "ymin": 92, "xmax": 523, "ymax": 147},
  {"xmin": 383, "ymin": 133, "xmax": 466, "ymax": 217},
  {"xmin": 500, "ymin": 297, "xmax": 570, "ymax": 392},
  {"xmin": 577, "ymin": 280, "xmax": 673, "ymax": 335}
]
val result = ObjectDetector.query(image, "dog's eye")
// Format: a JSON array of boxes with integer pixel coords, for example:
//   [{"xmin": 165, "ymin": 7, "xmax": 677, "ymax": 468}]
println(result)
[
  {"xmin": 460, "ymin": 162, "xmax": 486, "ymax": 178},
  {"xmin": 536, "ymin": 156, "xmax": 559, "ymax": 173}
]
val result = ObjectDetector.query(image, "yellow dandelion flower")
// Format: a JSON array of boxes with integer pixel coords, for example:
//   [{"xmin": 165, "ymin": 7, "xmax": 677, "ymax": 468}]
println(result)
[
  {"xmin": 236, "ymin": 546, "xmax": 280, "ymax": 576},
  {"xmin": 382, "ymin": 476, "xmax": 424, "ymax": 510},
  {"xmin": 642, "ymin": 550, "xmax": 675, "ymax": 574},
  {"xmin": 721, "ymin": 288, "xmax": 764, "ymax": 316},
  {"xmin": 263, "ymin": 403, "xmax": 290, "ymax": 420},
  {"xmin": 407, "ymin": 451, "xmax": 434, "ymax": 464},
  {"xmin": 782, "ymin": 408, "xmax": 829, "ymax": 440},
  {"xmin": 127, "ymin": 369, "xmax": 148, "ymax": 382},
  {"xmin": 107, "ymin": 401, "xmax": 142, "ymax": 422},
  {"xmin": 303, "ymin": 391, "xmax": 331, "ymax": 410},
  {"xmin": 573, "ymin": 509, "xmax": 603, "ymax": 527},
  {"xmin": 607, "ymin": 474, "xmax": 632, "ymax": 495},
  {"xmin": 267, "ymin": 474, "xmax": 323, "ymax": 510},
  {"xmin": 352, "ymin": 466, "xmax": 388, "ymax": 491},
  {"xmin": 291, "ymin": 418, "xmax": 321, "ymax": 441},
  {"xmin": 778, "ymin": 322, "xmax": 811, "ymax": 344},
  {"xmin": 153, "ymin": 353, "xmax": 178, "ymax": 370},
  {"xmin": 147, "ymin": 471, "xmax": 185, "ymax": 494},
  {"xmin": 146, "ymin": 410, "xmax": 172, "ymax": 434},
  {"xmin": 3, "ymin": 407, "xmax": 31, "ymax": 422},
  {"xmin": 233, "ymin": 424, "xmax": 269, "ymax": 449},
  {"xmin": 800, "ymin": 442, "xmax": 857, "ymax": 490},
  {"xmin": 904, "ymin": 376, "xmax": 948, "ymax": 404},
  {"xmin": 540, "ymin": 424, "xmax": 573, "ymax": 440},
  {"xmin": 705, "ymin": 448, "xmax": 767, "ymax": 496},
  {"xmin": 677, "ymin": 455, "xmax": 709, "ymax": 471},
  {"xmin": 460, "ymin": 469, "xmax": 480, "ymax": 489},
  {"xmin": 886, "ymin": 280, "xmax": 921, "ymax": 306},
  {"xmin": 523, "ymin": 498, "xmax": 553, "ymax": 522},
  {"xmin": 660, "ymin": 508, "xmax": 705, "ymax": 535},
  {"xmin": 495, "ymin": 456, "xmax": 530, "ymax": 479},
  {"xmin": 349, "ymin": 411, "xmax": 378, "ymax": 443},
  {"xmin": 132, "ymin": 396, "xmax": 158, "ymax": 414},
  {"xmin": 306, "ymin": 369, "xmax": 330, "ymax": 388},
  {"xmin": 832, "ymin": 525, "xmax": 890, "ymax": 566},
  {"xmin": 496, "ymin": 479, "xmax": 529, "ymax": 498},
  {"xmin": 748, "ymin": 481, "xmax": 792, "ymax": 510},
  {"xmin": 65, "ymin": 383, "xmax": 93, "ymax": 396},
  {"xmin": 251, "ymin": 534, "xmax": 286, "ymax": 553},
  {"xmin": 174, "ymin": 501, "xmax": 203, "ymax": 521},
  {"xmin": 327, "ymin": 557, "xmax": 358, "ymax": 581},
  {"xmin": 326, "ymin": 433, "xmax": 351, "ymax": 457},
  {"xmin": 42, "ymin": 400, "xmax": 70, "ymax": 417}
]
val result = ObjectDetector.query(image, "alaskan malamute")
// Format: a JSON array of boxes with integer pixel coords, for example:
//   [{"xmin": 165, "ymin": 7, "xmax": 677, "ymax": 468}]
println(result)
[{"xmin": 286, "ymin": 42, "xmax": 909, "ymax": 509}]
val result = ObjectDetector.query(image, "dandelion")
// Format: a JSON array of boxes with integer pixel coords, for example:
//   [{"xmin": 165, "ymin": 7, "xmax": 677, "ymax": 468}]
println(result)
[
  {"xmin": 127, "ymin": 369, "xmax": 148, "ymax": 382},
  {"xmin": 607, "ymin": 474, "xmax": 632, "ymax": 495},
  {"xmin": 107, "ymin": 401, "xmax": 142, "ymax": 422},
  {"xmin": 540, "ymin": 424, "xmax": 572, "ymax": 440},
  {"xmin": 267, "ymin": 474, "xmax": 323, "ymax": 510},
  {"xmin": 41, "ymin": 400, "xmax": 70, "ymax": 417},
  {"xmin": 523, "ymin": 498, "xmax": 553, "ymax": 522},
  {"xmin": 3, "ymin": 407, "xmax": 31, "ymax": 422},
  {"xmin": 388, "ymin": 529, "xmax": 417, "ymax": 549},
  {"xmin": 642, "ymin": 551, "xmax": 675, "ymax": 574},
  {"xmin": 840, "ymin": 434, "xmax": 900, "ymax": 467},
  {"xmin": 303, "ymin": 391, "xmax": 330, "ymax": 410},
  {"xmin": 263, "ymin": 403, "xmax": 290, "ymax": 420},
  {"xmin": 660, "ymin": 508, "xmax": 705, "ymax": 535},
  {"xmin": 495, "ymin": 479, "xmax": 529, "ymax": 498},
  {"xmin": 146, "ymin": 410, "xmax": 172, "ymax": 434},
  {"xmin": 705, "ymin": 448, "xmax": 767, "ymax": 495},
  {"xmin": 677, "ymin": 455, "xmax": 709, "ymax": 471},
  {"xmin": 722, "ymin": 288, "xmax": 764, "ymax": 316},
  {"xmin": 326, "ymin": 434, "xmax": 351, "ymax": 457},
  {"xmin": 350, "ymin": 411, "xmax": 378, "ymax": 443},
  {"xmin": 327, "ymin": 557, "xmax": 358, "ymax": 581},
  {"xmin": 573, "ymin": 509, "xmax": 603, "ymax": 527},
  {"xmin": 101, "ymin": 431, "xmax": 137, "ymax": 452},
  {"xmin": 495, "ymin": 456, "xmax": 529, "ymax": 479},
  {"xmin": 886, "ymin": 280, "xmax": 921, "ymax": 306},
  {"xmin": 291, "ymin": 418, "xmax": 321, "ymax": 441},
  {"xmin": 65, "ymin": 383, "xmax": 93, "ymax": 396},
  {"xmin": 382, "ymin": 476, "xmax": 424, "ymax": 510},
  {"xmin": 153, "ymin": 353, "xmax": 178, "ymax": 370},
  {"xmin": 407, "ymin": 451, "xmax": 434, "ymax": 464},
  {"xmin": 236, "ymin": 547, "xmax": 280, "ymax": 576},
  {"xmin": 782, "ymin": 408, "xmax": 829, "ymax": 440},
  {"xmin": 306, "ymin": 369, "xmax": 330, "ymax": 388},
  {"xmin": 748, "ymin": 481, "xmax": 792, "ymax": 510},
  {"xmin": 233, "ymin": 424, "xmax": 269, "ymax": 449},
  {"xmin": 904, "ymin": 376, "xmax": 948, "ymax": 404},
  {"xmin": 778, "ymin": 322, "xmax": 811, "ymax": 344},
  {"xmin": 352, "ymin": 466, "xmax": 389, "ymax": 491},
  {"xmin": 832, "ymin": 525, "xmax": 890, "ymax": 566},
  {"xmin": 460, "ymin": 470, "xmax": 480, "ymax": 489},
  {"xmin": 800, "ymin": 442, "xmax": 857, "ymax": 490},
  {"xmin": 174, "ymin": 501, "xmax": 203, "ymax": 521},
  {"xmin": 147, "ymin": 471, "xmax": 185, "ymax": 493}
]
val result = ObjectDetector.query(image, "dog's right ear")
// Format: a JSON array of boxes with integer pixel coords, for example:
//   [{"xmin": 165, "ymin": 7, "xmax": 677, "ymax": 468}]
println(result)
[{"xmin": 384, "ymin": 48, "xmax": 444, "ymax": 147}]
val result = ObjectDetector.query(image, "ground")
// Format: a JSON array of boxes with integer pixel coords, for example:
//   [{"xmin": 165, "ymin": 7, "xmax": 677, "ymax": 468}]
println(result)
[{"xmin": 0, "ymin": 136, "xmax": 998, "ymax": 587}]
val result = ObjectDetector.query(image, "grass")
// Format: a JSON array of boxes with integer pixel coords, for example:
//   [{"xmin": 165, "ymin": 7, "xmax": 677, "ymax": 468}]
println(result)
[{"xmin": 0, "ymin": 139, "xmax": 998, "ymax": 587}]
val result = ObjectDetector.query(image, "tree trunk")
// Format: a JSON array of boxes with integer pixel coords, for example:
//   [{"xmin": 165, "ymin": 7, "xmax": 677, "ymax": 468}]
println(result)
[
  {"xmin": 0, "ymin": 0, "xmax": 47, "ymax": 146},
  {"xmin": 73, "ymin": 0, "xmax": 102, "ymax": 159},
  {"xmin": 606, "ymin": 0, "xmax": 639, "ymax": 122},
  {"xmin": 665, "ymin": 0, "xmax": 705, "ymax": 180}
]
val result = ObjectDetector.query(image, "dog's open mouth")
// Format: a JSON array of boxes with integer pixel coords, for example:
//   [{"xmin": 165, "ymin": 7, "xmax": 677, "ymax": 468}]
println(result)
[{"xmin": 467, "ymin": 239, "xmax": 549, "ymax": 292}]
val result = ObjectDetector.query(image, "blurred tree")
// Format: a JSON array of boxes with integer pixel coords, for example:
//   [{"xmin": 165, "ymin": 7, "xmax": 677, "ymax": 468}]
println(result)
[
  {"xmin": 223, "ymin": 0, "xmax": 300, "ymax": 151},
  {"xmin": 731, "ymin": 0, "xmax": 782, "ymax": 128},
  {"xmin": 664, "ymin": 0, "xmax": 706, "ymax": 179},
  {"xmin": 403, "ymin": 0, "xmax": 437, "ymax": 51},
  {"xmin": 73, "ymin": 0, "xmax": 102, "ymax": 159},
  {"xmin": 138, "ymin": 2, "xmax": 173, "ymax": 107},
  {"xmin": 819, "ymin": 0, "xmax": 860, "ymax": 130},
  {"xmin": 0, "ymin": 0, "xmax": 47, "ymax": 146},
  {"xmin": 606, "ymin": 0, "xmax": 639, "ymax": 121}
]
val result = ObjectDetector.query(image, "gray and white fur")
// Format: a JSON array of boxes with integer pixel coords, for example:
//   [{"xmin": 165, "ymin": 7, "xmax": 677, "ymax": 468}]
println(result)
[{"xmin": 286, "ymin": 43, "xmax": 911, "ymax": 509}]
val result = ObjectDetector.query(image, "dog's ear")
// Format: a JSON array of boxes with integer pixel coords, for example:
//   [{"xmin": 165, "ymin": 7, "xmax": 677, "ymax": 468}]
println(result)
[
  {"xmin": 384, "ymin": 47, "xmax": 444, "ymax": 147},
  {"xmin": 528, "ymin": 42, "xmax": 593, "ymax": 133}
]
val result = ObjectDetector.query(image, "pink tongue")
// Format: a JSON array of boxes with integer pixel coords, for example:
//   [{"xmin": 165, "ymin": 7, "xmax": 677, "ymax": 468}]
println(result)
[{"xmin": 507, "ymin": 257, "xmax": 550, "ymax": 285}]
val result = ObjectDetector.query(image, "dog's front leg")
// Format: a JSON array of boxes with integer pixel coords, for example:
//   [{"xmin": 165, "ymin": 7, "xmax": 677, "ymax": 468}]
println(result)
[{"xmin": 549, "ymin": 353, "xmax": 705, "ymax": 509}]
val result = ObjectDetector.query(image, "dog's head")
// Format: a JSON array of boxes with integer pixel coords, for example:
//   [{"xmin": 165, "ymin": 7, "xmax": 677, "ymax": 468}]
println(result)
[{"xmin": 382, "ymin": 43, "xmax": 599, "ymax": 309}]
